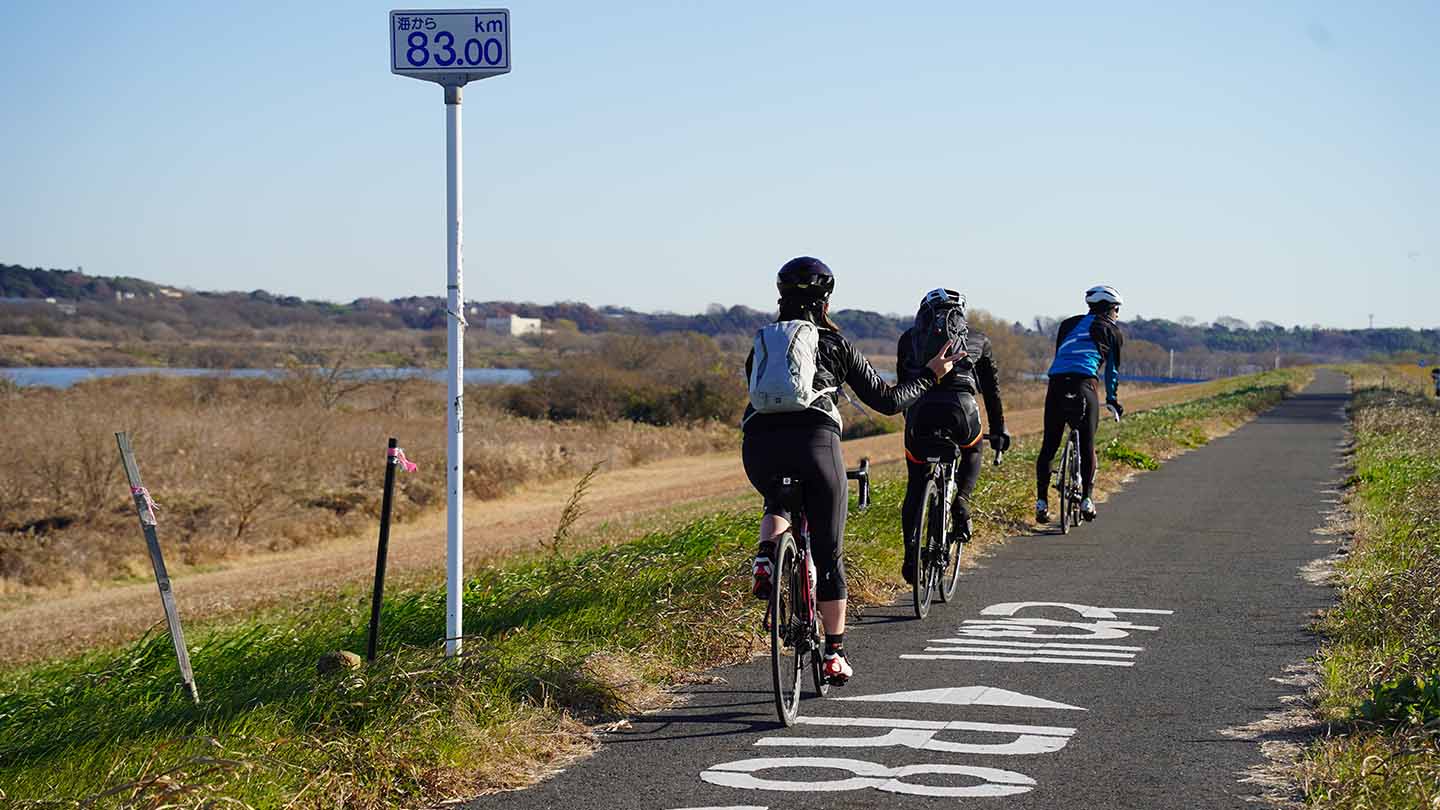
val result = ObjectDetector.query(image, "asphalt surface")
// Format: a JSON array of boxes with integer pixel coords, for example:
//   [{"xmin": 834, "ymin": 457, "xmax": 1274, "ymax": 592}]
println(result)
[{"xmin": 464, "ymin": 371, "xmax": 1347, "ymax": 810}]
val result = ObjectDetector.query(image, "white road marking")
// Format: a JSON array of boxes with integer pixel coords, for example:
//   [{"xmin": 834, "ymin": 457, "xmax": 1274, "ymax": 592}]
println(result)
[
  {"xmin": 979, "ymin": 601, "xmax": 1173, "ymax": 619},
  {"xmin": 903, "ymin": 653, "xmax": 1136, "ymax": 667},
  {"xmin": 926, "ymin": 645, "xmax": 1137, "ymax": 658},
  {"xmin": 835, "ymin": 686, "xmax": 1086, "ymax": 711},
  {"xmin": 785, "ymin": 716, "xmax": 1077, "ymax": 736},
  {"xmin": 958, "ymin": 618, "xmax": 1160, "ymax": 639},
  {"xmin": 702, "ymin": 757, "xmax": 1036, "ymax": 798},
  {"xmin": 929, "ymin": 638, "xmax": 1144, "ymax": 652},
  {"xmin": 757, "ymin": 716, "xmax": 1077, "ymax": 755}
]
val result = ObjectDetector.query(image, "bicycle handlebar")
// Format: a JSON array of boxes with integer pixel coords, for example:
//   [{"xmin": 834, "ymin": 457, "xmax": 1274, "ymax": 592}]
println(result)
[
  {"xmin": 846, "ymin": 457, "xmax": 871, "ymax": 511},
  {"xmin": 983, "ymin": 434, "xmax": 1007, "ymax": 466}
]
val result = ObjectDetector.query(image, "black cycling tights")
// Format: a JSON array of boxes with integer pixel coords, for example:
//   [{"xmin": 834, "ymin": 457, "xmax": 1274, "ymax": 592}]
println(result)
[
  {"xmin": 903, "ymin": 447, "xmax": 982, "ymax": 544},
  {"xmin": 741, "ymin": 427, "xmax": 848, "ymax": 601},
  {"xmin": 1036, "ymin": 375, "xmax": 1100, "ymax": 501}
]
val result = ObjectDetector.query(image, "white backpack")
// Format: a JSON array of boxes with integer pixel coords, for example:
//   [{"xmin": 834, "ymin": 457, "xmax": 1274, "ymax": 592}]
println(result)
[{"xmin": 747, "ymin": 320, "xmax": 838, "ymax": 422}]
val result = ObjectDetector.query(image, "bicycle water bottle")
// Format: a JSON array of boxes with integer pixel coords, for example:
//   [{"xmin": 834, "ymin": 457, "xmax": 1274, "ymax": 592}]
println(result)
[{"xmin": 806, "ymin": 551, "xmax": 818, "ymax": 596}]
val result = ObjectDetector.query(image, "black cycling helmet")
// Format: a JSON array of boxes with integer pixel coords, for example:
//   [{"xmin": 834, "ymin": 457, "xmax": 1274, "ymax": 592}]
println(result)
[{"xmin": 777, "ymin": 256, "xmax": 835, "ymax": 301}]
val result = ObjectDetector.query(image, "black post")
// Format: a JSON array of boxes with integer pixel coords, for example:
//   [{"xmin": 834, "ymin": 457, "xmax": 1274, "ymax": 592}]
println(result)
[{"xmin": 367, "ymin": 438, "xmax": 400, "ymax": 662}]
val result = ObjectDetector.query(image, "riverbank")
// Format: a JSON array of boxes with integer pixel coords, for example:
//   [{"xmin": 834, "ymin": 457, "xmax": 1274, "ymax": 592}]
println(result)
[
  {"xmin": 0, "ymin": 370, "xmax": 1310, "ymax": 808},
  {"xmin": 0, "ymin": 374, "xmax": 732, "ymax": 595}
]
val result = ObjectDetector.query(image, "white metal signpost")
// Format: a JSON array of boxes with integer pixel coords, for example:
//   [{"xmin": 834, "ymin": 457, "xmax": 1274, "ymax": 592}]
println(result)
[{"xmin": 390, "ymin": 8, "xmax": 511, "ymax": 657}]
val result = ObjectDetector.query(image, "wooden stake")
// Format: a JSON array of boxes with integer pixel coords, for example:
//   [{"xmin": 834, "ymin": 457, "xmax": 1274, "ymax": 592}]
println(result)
[{"xmin": 115, "ymin": 432, "xmax": 199, "ymax": 705}]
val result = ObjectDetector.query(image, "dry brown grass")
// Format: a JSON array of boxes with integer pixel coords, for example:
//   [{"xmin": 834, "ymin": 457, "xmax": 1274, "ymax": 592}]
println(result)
[{"xmin": 0, "ymin": 375, "xmax": 733, "ymax": 592}]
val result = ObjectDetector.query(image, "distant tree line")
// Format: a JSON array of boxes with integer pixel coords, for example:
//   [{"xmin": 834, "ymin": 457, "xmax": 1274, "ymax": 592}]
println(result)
[{"xmin": 3, "ymin": 263, "xmax": 1436, "ymax": 367}]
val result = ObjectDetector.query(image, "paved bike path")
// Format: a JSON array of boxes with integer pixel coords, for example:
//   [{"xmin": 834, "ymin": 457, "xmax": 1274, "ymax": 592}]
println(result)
[{"xmin": 465, "ymin": 371, "xmax": 1346, "ymax": 809}]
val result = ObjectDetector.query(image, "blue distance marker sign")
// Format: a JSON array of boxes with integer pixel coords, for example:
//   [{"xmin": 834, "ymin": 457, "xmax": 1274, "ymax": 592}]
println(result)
[{"xmin": 390, "ymin": 9, "xmax": 510, "ymax": 85}]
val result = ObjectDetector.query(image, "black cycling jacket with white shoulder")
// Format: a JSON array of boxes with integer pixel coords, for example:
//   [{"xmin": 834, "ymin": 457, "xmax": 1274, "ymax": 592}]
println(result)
[{"xmin": 743, "ymin": 326, "xmax": 936, "ymax": 435}]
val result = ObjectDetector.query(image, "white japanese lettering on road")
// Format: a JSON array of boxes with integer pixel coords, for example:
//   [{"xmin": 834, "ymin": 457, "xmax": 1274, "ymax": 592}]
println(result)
[
  {"xmin": 904, "ymin": 652, "xmax": 1135, "ymax": 666},
  {"xmin": 691, "ymin": 600, "xmax": 1170, "ymax": 803},
  {"xmin": 758, "ymin": 716, "xmax": 1077, "ymax": 755},
  {"xmin": 980, "ymin": 602, "xmax": 1175, "ymax": 619},
  {"xmin": 910, "ymin": 638, "xmax": 1139, "ymax": 666},
  {"xmin": 956, "ymin": 618, "xmax": 1160, "ymax": 639},
  {"xmin": 669, "ymin": 806, "xmax": 769, "ymax": 810},
  {"xmin": 928, "ymin": 639, "xmax": 1144, "ymax": 651},
  {"xmin": 834, "ymin": 686, "xmax": 1086, "ymax": 711},
  {"xmin": 701, "ymin": 757, "xmax": 1036, "ymax": 798}
]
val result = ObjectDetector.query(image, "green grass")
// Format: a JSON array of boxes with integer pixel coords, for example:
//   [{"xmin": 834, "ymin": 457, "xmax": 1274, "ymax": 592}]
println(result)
[
  {"xmin": 1301, "ymin": 383, "xmax": 1440, "ymax": 808},
  {"xmin": 0, "ymin": 371, "xmax": 1306, "ymax": 809}
]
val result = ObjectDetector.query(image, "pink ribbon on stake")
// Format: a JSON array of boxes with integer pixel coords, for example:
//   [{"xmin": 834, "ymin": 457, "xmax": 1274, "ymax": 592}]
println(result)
[
  {"xmin": 388, "ymin": 447, "xmax": 419, "ymax": 473},
  {"xmin": 131, "ymin": 486, "xmax": 161, "ymax": 526}
]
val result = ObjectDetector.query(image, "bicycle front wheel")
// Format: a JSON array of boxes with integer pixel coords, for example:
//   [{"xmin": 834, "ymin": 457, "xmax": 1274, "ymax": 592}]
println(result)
[
  {"xmin": 938, "ymin": 489, "xmax": 963, "ymax": 603},
  {"xmin": 770, "ymin": 532, "xmax": 803, "ymax": 726},
  {"xmin": 912, "ymin": 477, "xmax": 938, "ymax": 619}
]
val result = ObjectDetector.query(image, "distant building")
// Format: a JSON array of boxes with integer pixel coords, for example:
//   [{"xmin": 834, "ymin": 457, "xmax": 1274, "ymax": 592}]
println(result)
[
  {"xmin": 0, "ymin": 296, "xmax": 75, "ymax": 316},
  {"xmin": 158, "ymin": 288, "xmax": 184, "ymax": 299},
  {"xmin": 484, "ymin": 315, "xmax": 542, "ymax": 336}
]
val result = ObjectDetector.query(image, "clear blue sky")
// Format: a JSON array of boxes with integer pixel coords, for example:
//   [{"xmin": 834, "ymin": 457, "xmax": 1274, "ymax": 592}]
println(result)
[{"xmin": 2, "ymin": 1, "xmax": 1435, "ymax": 329}]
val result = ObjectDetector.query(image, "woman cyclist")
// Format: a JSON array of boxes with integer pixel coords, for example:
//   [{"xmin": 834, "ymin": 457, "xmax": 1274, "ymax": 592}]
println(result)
[{"xmin": 742, "ymin": 257, "xmax": 961, "ymax": 684}]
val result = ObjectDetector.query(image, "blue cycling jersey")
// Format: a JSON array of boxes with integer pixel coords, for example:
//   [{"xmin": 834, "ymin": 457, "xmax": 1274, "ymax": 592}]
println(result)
[
  {"xmin": 1047, "ymin": 313, "xmax": 1123, "ymax": 401},
  {"xmin": 1049, "ymin": 314, "xmax": 1102, "ymax": 377}
]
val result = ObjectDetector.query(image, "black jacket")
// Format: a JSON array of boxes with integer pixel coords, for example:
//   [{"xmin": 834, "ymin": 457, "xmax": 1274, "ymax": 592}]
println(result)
[
  {"xmin": 744, "ymin": 327, "xmax": 935, "ymax": 434},
  {"xmin": 897, "ymin": 328, "xmax": 1006, "ymax": 431}
]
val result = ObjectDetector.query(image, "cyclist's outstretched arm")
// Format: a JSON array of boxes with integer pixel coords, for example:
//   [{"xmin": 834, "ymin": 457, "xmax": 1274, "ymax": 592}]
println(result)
[{"xmin": 842, "ymin": 339, "xmax": 935, "ymax": 415}]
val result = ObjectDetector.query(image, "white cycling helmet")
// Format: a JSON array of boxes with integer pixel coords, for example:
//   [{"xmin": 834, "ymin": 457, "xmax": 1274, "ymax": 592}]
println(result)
[
  {"xmin": 1085, "ymin": 285, "xmax": 1123, "ymax": 306},
  {"xmin": 921, "ymin": 287, "xmax": 966, "ymax": 315}
]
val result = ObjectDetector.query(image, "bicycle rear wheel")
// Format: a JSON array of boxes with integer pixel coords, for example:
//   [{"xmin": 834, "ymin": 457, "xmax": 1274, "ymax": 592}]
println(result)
[
  {"xmin": 770, "ymin": 532, "xmax": 803, "ymax": 725},
  {"xmin": 912, "ymin": 477, "xmax": 938, "ymax": 619},
  {"xmin": 1057, "ymin": 433, "xmax": 1073, "ymax": 534},
  {"xmin": 1068, "ymin": 436, "xmax": 1083, "ymax": 528}
]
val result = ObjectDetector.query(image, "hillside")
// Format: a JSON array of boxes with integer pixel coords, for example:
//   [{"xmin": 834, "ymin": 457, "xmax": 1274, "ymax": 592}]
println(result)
[{"xmin": 2, "ymin": 263, "xmax": 1436, "ymax": 369}]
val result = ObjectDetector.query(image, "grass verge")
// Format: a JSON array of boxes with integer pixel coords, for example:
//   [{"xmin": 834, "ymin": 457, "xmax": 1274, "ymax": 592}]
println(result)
[
  {"xmin": 1299, "ymin": 378, "xmax": 1440, "ymax": 808},
  {"xmin": 0, "ymin": 370, "xmax": 1306, "ymax": 809}
]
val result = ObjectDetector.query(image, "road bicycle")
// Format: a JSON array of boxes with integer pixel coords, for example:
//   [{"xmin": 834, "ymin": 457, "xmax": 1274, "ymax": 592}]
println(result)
[
  {"xmin": 763, "ymin": 458, "xmax": 870, "ymax": 727},
  {"xmin": 1055, "ymin": 408, "xmax": 1084, "ymax": 534},
  {"xmin": 910, "ymin": 435, "xmax": 1005, "ymax": 619},
  {"xmin": 1053, "ymin": 395, "xmax": 1121, "ymax": 534}
]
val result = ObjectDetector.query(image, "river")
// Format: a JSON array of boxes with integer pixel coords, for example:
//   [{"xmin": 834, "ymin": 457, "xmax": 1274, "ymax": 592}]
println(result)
[{"xmin": 0, "ymin": 367, "xmax": 535, "ymax": 389}]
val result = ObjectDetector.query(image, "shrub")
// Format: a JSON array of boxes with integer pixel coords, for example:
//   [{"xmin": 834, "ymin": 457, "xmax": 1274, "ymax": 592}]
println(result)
[{"xmin": 501, "ymin": 333, "xmax": 746, "ymax": 426}]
